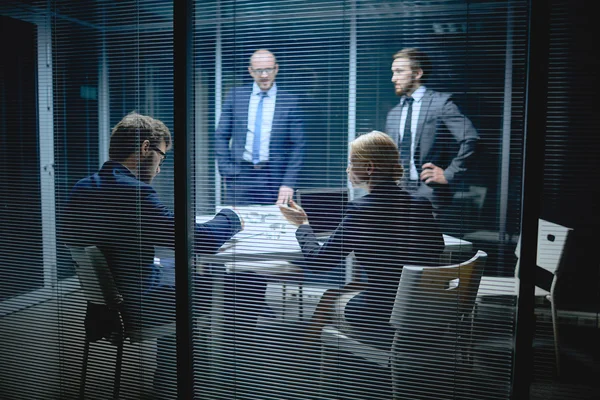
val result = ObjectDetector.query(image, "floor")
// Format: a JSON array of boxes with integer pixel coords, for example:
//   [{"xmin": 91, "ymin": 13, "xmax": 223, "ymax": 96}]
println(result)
[{"xmin": 80, "ymin": 283, "xmax": 600, "ymax": 400}]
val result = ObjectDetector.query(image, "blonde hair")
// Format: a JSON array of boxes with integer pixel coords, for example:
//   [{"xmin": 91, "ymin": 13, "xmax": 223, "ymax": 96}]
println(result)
[{"xmin": 350, "ymin": 131, "xmax": 403, "ymax": 183}]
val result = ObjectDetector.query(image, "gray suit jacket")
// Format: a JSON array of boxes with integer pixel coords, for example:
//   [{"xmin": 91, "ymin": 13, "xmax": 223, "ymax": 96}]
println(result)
[{"xmin": 385, "ymin": 88, "xmax": 479, "ymax": 205}]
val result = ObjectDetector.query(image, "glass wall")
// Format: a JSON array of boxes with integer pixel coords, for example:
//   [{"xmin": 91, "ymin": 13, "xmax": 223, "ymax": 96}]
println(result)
[{"xmin": 1, "ymin": 0, "xmax": 598, "ymax": 399}]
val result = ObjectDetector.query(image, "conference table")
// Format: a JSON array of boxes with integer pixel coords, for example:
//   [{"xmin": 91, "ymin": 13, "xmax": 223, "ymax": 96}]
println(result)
[
  {"xmin": 186, "ymin": 204, "xmax": 474, "ymax": 377},
  {"xmin": 192, "ymin": 205, "xmax": 473, "ymax": 315},
  {"xmin": 196, "ymin": 204, "xmax": 473, "ymax": 269}
]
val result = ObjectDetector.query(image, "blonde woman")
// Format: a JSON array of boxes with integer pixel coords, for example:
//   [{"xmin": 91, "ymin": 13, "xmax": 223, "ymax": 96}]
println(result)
[{"xmin": 280, "ymin": 131, "xmax": 444, "ymax": 335}]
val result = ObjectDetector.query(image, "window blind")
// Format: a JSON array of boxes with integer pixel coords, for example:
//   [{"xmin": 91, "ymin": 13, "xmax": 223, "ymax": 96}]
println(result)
[
  {"xmin": 52, "ymin": 1, "xmax": 176, "ymax": 399},
  {"xmin": 3, "ymin": 1, "xmax": 597, "ymax": 399},
  {"xmin": 190, "ymin": 1, "xmax": 526, "ymax": 400},
  {"xmin": 529, "ymin": 1, "xmax": 600, "ymax": 399}
]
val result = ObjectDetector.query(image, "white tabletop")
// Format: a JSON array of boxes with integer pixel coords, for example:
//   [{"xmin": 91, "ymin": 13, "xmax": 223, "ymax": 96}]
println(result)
[
  {"xmin": 195, "ymin": 204, "xmax": 473, "ymax": 269},
  {"xmin": 197, "ymin": 205, "xmax": 302, "ymax": 263},
  {"xmin": 442, "ymin": 234, "xmax": 473, "ymax": 252}
]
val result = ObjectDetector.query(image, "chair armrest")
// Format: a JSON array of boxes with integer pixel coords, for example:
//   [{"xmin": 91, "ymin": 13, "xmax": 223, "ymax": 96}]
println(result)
[
  {"xmin": 333, "ymin": 290, "xmax": 365, "ymax": 328},
  {"xmin": 305, "ymin": 282, "xmax": 369, "ymax": 341},
  {"xmin": 321, "ymin": 325, "xmax": 391, "ymax": 367}
]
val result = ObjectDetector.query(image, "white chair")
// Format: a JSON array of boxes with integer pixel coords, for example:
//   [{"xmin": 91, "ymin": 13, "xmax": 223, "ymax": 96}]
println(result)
[
  {"xmin": 68, "ymin": 246, "xmax": 177, "ymax": 399},
  {"xmin": 477, "ymin": 219, "xmax": 572, "ymax": 375},
  {"xmin": 316, "ymin": 251, "xmax": 487, "ymax": 400}
]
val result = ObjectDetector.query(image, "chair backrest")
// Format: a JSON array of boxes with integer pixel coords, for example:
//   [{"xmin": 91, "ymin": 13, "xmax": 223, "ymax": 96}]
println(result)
[
  {"xmin": 390, "ymin": 250, "xmax": 487, "ymax": 332},
  {"xmin": 513, "ymin": 219, "xmax": 573, "ymax": 277},
  {"xmin": 68, "ymin": 245, "xmax": 123, "ymax": 308},
  {"xmin": 536, "ymin": 219, "xmax": 572, "ymax": 274}
]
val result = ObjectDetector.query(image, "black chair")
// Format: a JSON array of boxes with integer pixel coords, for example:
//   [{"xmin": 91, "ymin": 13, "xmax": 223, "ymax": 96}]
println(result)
[{"xmin": 68, "ymin": 245, "xmax": 177, "ymax": 399}]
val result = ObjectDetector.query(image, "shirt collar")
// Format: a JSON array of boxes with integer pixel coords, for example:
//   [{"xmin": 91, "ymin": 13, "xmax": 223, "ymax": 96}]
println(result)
[
  {"xmin": 252, "ymin": 82, "xmax": 277, "ymax": 97},
  {"xmin": 404, "ymin": 85, "xmax": 426, "ymax": 105},
  {"xmin": 102, "ymin": 160, "xmax": 137, "ymax": 179}
]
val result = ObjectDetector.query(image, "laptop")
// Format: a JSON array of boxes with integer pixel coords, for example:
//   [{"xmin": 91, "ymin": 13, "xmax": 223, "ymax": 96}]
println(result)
[{"xmin": 296, "ymin": 187, "xmax": 349, "ymax": 238}]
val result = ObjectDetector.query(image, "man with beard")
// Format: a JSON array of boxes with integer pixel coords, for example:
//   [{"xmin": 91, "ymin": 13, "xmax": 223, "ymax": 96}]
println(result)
[
  {"xmin": 385, "ymin": 48, "xmax": 479, "ymax": 221},
  {"xmin": 215, "ymin": 49, "xmax": 305, "ymax": 205}
]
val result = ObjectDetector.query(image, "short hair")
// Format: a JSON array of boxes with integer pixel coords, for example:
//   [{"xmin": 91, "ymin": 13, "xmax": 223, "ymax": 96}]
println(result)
[
  {"xmin": 392, "ymin": 48, "xmax": 431, "ymax": 83},
  {"xmin": 108, "ymin": 112, "xmax": 172, "ymax": 162},
  {"xmin": 351, "ymin": 131, "xmax": 403, "ymax": 183}
]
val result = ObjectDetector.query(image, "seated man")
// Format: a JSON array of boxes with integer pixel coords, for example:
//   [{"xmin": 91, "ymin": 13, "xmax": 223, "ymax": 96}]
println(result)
[{"xmin": 63, "ymin": 112, "xmax": 267, "ymax": 395}]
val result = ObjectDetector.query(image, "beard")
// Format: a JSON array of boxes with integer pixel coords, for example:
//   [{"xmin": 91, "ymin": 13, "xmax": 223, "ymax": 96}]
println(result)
[{"xmin": 395, "ymin": 78, "xmax": 418, "ymax": 97}]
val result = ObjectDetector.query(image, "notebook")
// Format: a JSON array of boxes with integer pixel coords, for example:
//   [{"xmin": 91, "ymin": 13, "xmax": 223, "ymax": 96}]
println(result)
[{"xmin": 296, "ymin": 187, "xmax": 349, "ymax": 238}]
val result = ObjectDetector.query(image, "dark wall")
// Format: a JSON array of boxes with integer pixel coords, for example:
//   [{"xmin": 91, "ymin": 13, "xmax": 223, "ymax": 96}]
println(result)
[
  {"xmin": 543, "ymin": 0, "xmax": 600, "ymax": 231},
  {"xmin": 0, "ymin": 16, "xmax": 43, "ymax": 300}
]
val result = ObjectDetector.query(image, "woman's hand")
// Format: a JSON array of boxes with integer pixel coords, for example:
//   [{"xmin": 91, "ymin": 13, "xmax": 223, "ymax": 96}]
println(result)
[
  {"xmin": 231, "ymin": 206, "xmax": 245, "ymax": 231},
  {"xmin": 278, "ymin": 199, "xmax": 309, "ymax": 226}
]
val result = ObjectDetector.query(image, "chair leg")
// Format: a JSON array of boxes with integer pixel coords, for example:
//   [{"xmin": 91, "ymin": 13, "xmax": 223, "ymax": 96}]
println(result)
[
  {"xmin": 391, "ymin": 330, "xmax": 400, "ymax": 400},
  {"xmin": 550, "ymin": 298, "xmax": 561, "ymax": 377},
  {"xmin": 281, "ymin": 282, "xmax": 287, "ymax": 319},
  {"xmin": 319, "ymin": 340, "xmax": 340, "ymax": 400},
  {"xmin": 113, "ymin": 341, "xmax": 124, "ymax": 399},
  {"xmin": 80, "ymin": 338, "xmax": 91, "ymax": 399},
  {"xmin": 298, "ymin": 284, "xmax": 304, "ymax": 320}
]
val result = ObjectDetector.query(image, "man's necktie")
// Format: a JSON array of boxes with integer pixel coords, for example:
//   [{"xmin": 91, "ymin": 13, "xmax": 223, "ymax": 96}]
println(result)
[
  {"xmin": 252, "ymin": 92, "xmax": 268, "ymax": 165},
  {"xmin": 400, "ymin": 96, "xmax": 414, "ymax": 175}
]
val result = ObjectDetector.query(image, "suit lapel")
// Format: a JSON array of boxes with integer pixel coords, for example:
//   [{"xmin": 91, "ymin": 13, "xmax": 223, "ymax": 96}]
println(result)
[
  {"xmin": 236, "ymin": 87, "xmax": 252, "ymax": 134},
  {"xmin": 391, "ymin": 104, "xmax": 403, "ymax": 139},
  {"xmin": 415, "ymin": 89, "xmax": 434, "ymax": 164},
  {"xmin": 271, "ymin": 91, "xmax": 284, "ymax": 136}
]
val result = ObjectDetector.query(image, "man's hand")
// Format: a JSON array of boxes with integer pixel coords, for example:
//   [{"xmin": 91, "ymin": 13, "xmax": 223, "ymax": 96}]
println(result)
[
  {"xmin": 279, "ymin": 200, "xmax": 309, "ymax": 226},
  {"xmin": 276, "ymin": 185, "xmax": 294, "ymax": 205},
  {"xmin": 420, "ymin": 163, "xmax": 448, "ymax": 185}
]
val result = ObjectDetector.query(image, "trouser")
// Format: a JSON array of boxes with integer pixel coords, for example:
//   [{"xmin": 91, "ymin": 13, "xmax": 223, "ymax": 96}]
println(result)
[{"xmin": 224, "ymin": 161, "xmax": 279, "ymax": 205}]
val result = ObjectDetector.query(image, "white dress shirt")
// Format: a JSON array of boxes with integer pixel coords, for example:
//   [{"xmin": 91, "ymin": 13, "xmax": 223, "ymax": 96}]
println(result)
[
  {"xmin": 243, "ymin": 82, "xmax": 277, "ymax": 163},
  {"xmin": 398, "ymin": 85, "xmax": 426, "ymax": 181}
]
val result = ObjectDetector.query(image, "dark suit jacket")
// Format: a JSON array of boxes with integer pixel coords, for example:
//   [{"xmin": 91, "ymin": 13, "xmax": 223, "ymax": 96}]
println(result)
[
  {"xmin": 295, "ymin": 181, "xmax": 444, "ymax": 322},
  {"xmin": 63, "ymin": 161, "xmax": 241, "ymax": 327},
  {"xmin": 215, "ymin": 85, "xmax": 305, "ymax": 189},
  {"xmin": 385, "ymin": 88, "xmax": 479, "ymax": 204}
]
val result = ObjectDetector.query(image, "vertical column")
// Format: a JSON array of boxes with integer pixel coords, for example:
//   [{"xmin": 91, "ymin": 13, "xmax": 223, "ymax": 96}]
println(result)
[
  {"xmin": 38, "ymin": 14, "xmax": 56, "ymax": 289},
  {"xmin": 512, "ymin": 0, "xmax": 550, "ymax": 398},
  {"xmin": 174, "ymin": 0, "xmax": 194, "ymax": 397}
]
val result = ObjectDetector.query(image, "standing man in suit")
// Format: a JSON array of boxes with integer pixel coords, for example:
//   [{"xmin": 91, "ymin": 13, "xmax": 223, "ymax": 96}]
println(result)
[
  {"xmin": 216, "ymin": 49, "xmax": 305, "ymax": 206},
  {"xmin": 386, "ymin": 48, "xmax": 479, "ymax": 216}
]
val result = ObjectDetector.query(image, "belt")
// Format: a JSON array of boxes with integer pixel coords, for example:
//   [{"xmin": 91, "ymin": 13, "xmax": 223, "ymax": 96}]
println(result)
[{"xmin": 243, "ymin": 161, "xmax": 269, "ymax": 170}]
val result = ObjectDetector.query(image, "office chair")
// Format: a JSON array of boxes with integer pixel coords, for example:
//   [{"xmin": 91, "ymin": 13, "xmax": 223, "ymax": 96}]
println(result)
[
  {"xmin": 68, "ymin": 245, "xmax": 176, "ymax": 399},
  {"xmin": 477, "ymin": 219, "xmax": 573, "ymax": 376},
  {"xmin": 315, "ymin": 251, "xmax": 487, "ymax": 400}
]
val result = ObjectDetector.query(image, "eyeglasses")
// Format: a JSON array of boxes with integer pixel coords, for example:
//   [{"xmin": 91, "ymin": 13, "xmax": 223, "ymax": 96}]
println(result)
[
  {"xmin": 152, "ymin": 147, "xmax": 166, "ymax": 166},
  {"xmin": 251, "ymin": 68, "xmax": 276, "ymax": 76}
]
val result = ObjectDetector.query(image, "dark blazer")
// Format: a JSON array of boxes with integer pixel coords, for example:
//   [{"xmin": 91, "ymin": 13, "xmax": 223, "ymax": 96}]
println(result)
[
  {"xmin": 385, "ymin": 88, "xmax": 479, "ymax": 203},
  {"xmin": 63, "ymin": 161, "xmax": 241, "ymax": 326},
  {"xmin": 215, "ymin": 85, "xmax": 305, "ymax": 189},
  {"xmin": 295, "ymin": 181, "xmax": 444, "ymax": 322}
]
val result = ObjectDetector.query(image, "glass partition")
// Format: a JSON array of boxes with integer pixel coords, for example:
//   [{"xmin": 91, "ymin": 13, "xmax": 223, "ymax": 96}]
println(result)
[{"xmin": 4, "ymin": 1, "xmax": 598, "ymax": 400}]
